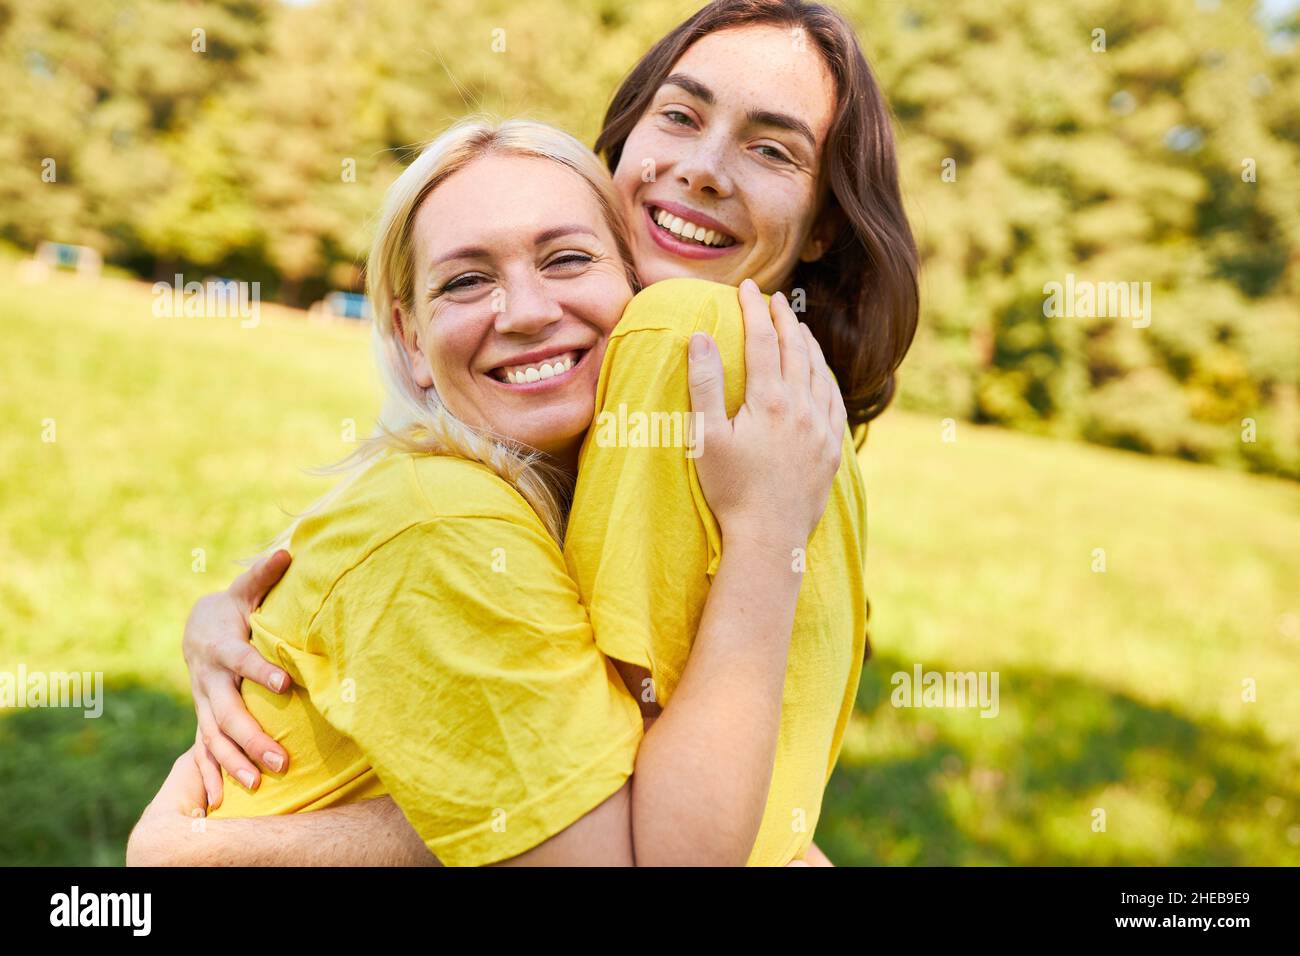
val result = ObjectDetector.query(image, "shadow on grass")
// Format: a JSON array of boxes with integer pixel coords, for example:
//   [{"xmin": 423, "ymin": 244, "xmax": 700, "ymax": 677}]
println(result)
[
  {"xmin": 818, "ymin": 651, "xmax": 1300, "ymax": 865},
  {"xmin": 0, "ymin": 683, "xmax": 194, "ymax": 866},
  {"xmin": 4, "ymin": 665, "xmax": 1294, "ymax": 866}
]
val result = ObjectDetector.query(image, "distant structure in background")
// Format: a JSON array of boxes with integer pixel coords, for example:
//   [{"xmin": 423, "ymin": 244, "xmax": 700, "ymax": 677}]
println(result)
[
  {"xmin": 309, "ymin": 291, "xmax": 372, "ymax": 323},
  {"xmin": 19, "ymin": 242, "xmax": 102, "ymax": 283}
]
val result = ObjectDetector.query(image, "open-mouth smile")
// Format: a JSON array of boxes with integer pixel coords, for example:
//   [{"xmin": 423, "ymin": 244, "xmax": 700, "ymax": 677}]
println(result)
[
  {"xmin": 644, "ymin": 202, "xmax": 740, "ymax": 260},
  {"xmin": 488, "ymin": 347, "xmax": 592, "ymax": 391}
]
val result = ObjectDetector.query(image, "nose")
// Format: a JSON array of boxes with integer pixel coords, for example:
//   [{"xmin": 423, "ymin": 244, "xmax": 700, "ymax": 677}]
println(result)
[
  {"xmin": 492, "ymin": 271, "xmax": 565, "ymax": 337},
  {"xmin": 673, "ymin": 135, "xmax": 734, "ymax": 199}
]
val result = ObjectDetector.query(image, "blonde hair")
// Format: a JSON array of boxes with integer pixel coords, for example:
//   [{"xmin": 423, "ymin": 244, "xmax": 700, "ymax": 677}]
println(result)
[{"xmin": 264, "ymin": 117, "xmax": 637, "ymax": 553}]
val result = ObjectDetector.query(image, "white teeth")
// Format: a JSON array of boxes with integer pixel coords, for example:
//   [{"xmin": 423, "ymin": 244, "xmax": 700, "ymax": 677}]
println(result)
[
  {"xmin": 652, "ymin": 207, "xmax": 733, "ymax": 247},
  {"xmin": 500, "ymin": 352, "xmax": 575, "ymax": 384}
]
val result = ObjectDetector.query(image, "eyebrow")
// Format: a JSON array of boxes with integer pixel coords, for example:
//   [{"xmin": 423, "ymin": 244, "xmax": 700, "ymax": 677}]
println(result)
[
  {"xmin": 660, "ymin": 73, "xmax": 819, "ymax": 152},
  {"xmin": 432, "ymin": 225, "xmax": 599, "ymax": 266},
  {"xmin": 746, "ymin": 109, "xmax": 817, "ymax": 152},
  {"xmin": 662, "ymin": 72, "xmax": 715, "ymax": 105}
]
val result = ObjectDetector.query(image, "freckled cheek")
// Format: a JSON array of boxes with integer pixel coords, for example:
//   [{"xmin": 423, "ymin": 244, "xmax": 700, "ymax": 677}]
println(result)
[
  {"xmin": 757, "ymin": 195, "xmax": 814, "ymax": 257},
  {"xmin": 747, "ymin": 212, "xmax": 791, "ymax": 265},
  {"xmin": 624, "ymin": 129, "xmax": 683, "ymax": 188}
]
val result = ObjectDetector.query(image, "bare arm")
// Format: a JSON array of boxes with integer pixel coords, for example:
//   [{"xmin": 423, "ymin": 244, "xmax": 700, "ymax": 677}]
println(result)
[
  {"xmin": 497, "ymin": 534, "xmax": 805, "ymax": 867},
  {"xmin": 127, "ymin": 744, "xmax": 814, "ymax": 868},
  {"xmin": 126, "ymin": 746, "xmax": 433, "ymax": 866},
  {"xmin": 624, "ymin": 528, "xmax": 804, "ymax": 864},
  {"xmin": 131, "ymin": 800, "xmax": 435, "ymax": 867},
  {"xmin": 803, "ymin": 841, "xmax": 835, "ymax": 866}
]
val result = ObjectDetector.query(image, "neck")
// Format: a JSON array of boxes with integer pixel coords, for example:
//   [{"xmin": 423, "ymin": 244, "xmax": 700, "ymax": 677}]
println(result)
[{"xmin": 543, "ymin": 433, "xmax": 584, "ymax": 478}]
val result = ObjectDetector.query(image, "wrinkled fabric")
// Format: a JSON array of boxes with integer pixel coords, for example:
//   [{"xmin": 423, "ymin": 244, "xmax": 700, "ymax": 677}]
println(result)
[
  {"xmin": 565, "ymin": 278, "xmax": 869, "ymax": 866},
  {"xmin": 210, "ymin": 453, "xmax": 643, "ymax": 866}
]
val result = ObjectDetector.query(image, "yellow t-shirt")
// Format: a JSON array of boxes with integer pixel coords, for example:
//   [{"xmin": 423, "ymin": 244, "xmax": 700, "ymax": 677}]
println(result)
[
  {"xmin": 565, "ymin": 277, "xmax": 869, "ymax": 866},
  {"xmin": 209, "ymin": 452, "xmax": 644, "ymax": 867}
]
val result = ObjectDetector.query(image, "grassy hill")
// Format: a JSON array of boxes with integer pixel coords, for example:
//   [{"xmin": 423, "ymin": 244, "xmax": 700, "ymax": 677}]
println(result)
[{"xmin": 2, "ymin": 267, "xmax": 1297, "ymax": 865}]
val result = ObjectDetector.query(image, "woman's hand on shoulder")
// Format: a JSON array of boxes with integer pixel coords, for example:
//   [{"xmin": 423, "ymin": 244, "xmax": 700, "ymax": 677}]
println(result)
[{"xmin": 686, "ymin": 278, "xmax": 847, "ymax": 551}]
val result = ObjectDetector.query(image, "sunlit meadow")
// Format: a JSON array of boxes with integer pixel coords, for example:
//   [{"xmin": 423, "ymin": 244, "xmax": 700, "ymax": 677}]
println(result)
[{"xmin": 2, "ymin": 264, "xmax": 1297, "ymax": 865}]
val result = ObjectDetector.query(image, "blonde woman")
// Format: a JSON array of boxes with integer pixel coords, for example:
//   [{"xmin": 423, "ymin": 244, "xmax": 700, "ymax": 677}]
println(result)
[{"xmin": 128, "ymin": 117, "xmax": 858, "ymax": 866}]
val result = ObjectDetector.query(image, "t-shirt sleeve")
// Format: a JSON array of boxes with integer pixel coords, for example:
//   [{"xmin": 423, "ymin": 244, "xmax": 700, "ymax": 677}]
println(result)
[
  {"xmin": 564, "ymin": 279, "xmax": 748, "ymax": 702},
  {"xmin": 308, "ymin": 514, "xmax": 644, "ymax": 867}
]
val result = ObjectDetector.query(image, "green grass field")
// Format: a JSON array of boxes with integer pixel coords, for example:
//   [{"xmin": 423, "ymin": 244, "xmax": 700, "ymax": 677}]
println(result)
[{"xmin": 2, "ymin": 266, "xmax": 1297, "ymax": 865}]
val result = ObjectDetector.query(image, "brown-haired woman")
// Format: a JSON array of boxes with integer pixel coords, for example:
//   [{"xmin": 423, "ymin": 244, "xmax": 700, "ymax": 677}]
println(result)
[{"xmin": 598, "ymin": 0, "xmax": 918, "ymax": 427}]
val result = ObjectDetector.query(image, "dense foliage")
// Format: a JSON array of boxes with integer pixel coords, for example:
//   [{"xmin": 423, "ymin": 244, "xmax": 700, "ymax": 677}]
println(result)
[{"xmin": 3, "ymin": 0, "xmax": 1297, "ymax": 475}]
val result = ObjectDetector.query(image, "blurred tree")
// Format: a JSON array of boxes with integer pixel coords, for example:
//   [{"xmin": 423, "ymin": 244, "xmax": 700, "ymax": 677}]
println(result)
[
  {"xmin": 859, "ymin": 0, "xmax": 1299, "ymax": 477},
  {"xmin": 2, "ymin": 0, "xmax": 1295, "ymax": 476}
]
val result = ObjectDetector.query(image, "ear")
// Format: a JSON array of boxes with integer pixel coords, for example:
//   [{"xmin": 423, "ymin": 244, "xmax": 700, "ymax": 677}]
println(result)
[
  {"xmin": 798, "ymin": 203, "xmax": 845, "ymax": 264},
  {"xmin": 393, "ymin": 302, "xmax": 434, "ymax": 389}
]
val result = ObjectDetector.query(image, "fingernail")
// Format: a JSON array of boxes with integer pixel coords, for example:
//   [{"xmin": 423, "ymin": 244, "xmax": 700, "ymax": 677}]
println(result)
[
  {"xmin": 205, "ymin": 790, "xmax": 216, "ymax": 809},
  {"xmin": 740, "ymin": 278, "xmax": 756, "ymax": 292},
  {"xmin": 270, "ymin": 671, "xmax": 288, "ymax": 692},
  {"xmin": 264, "ymin": 752, "xmax": 285, "ymax": 773},
  {"xmin": 689, "ymin": 333, "xmax": 709, "ymax": 360},
  {"xmin": 237, "ymin": 770, "xmax": 256, "ymax": 790}
]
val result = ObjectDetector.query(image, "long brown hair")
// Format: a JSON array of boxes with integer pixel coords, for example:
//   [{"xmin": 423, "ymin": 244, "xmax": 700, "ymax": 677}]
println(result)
[{"xmin": 595, "ymin": 0, "xmax": 919, "ymax": 425}]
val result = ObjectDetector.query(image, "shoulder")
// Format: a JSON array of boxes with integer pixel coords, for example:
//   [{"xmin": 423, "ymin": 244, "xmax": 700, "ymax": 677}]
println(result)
[
  {"xmin": 402, "ymin": 453, "xmax": 543, "ymax": 527},
  {"xmin": 615, "ymin": 278, "xmax": 743, "ymax": 341},
  {"xmin": 284, "ymin": 453, "xmax": 553, "ymax": 603},
  {"xmin": 594, "ymin": 279, "xmax": 749, "ymax": 416},
  {"xmin": 310, "ymin": 458, "xmax": 579, "ymax": 648},
  {"xmin": 323, "ymin": 451, "xmax": 542, "ymax": 529}
]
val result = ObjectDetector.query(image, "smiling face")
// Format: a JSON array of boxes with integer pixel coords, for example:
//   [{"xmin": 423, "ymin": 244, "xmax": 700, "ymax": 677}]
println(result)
[
  {"xmin": 612, "ymin": 25, "xmax": 838, "ymax": 293},
  {"xmin": 398, "ymin": 153, "xmax": 634, "ymax": 467}
]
